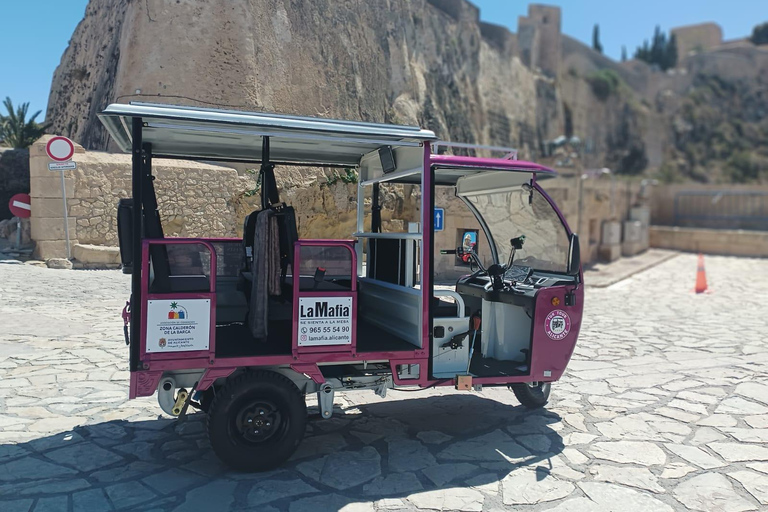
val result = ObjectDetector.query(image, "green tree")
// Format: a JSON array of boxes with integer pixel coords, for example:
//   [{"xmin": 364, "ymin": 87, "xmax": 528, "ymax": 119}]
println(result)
[
  {"xmin": 750, "ymin": 22, "xmax": 768, "ymax": 45},
  {"xmin": 633, "ymin": 26, "xmax": 677, "ymax": 71},
  {"xmin": 646, "ymin": 26, "xmax": 667, "ymax": 68},
  {"xmin": 586, "ymin": 69, "xmax": 623, "ymax": 101},
  {"xmin": 727, "ymin": 151, "xmax": 760, "ymax": 183},
  {"xmin": 665, "ymin": 34, "xmax": 678, "ymax": 70},
  {"xmin": 592, "ymin": 24, "xmax": 603, "ymax": 54},
  {"xmin": 621, "ymin": 45, "xmax": 627, "ymax": 62},
  {"xmin": 0, "ymin": 97, "xmax": 50, "ymax": 149}
]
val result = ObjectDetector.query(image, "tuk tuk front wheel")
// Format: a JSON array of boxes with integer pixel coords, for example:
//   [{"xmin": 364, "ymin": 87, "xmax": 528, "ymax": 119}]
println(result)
[
  {"xmin": 207, "ymin": 371, "xmax": 306, "ymax": 471},
  {"xmin": 511, "ymin": 382, "xmax": 551, "ymax": 409}
]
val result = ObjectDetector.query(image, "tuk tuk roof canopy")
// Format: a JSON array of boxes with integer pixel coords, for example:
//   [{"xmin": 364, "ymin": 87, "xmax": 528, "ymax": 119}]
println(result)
[
  {"xmin": 431, "ymin": 155, "xmax": 555, "ymax": 174},
  {"xmin": 98, "ymin": 102, "xmax": 438, "ymax": 166},
  {"xmin": 372, "ymin": 155, "xmax": 556, "ymax": 186}
]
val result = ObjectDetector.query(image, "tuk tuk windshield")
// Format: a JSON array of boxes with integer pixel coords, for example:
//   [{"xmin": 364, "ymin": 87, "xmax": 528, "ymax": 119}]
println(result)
[{"xmin": 466, "ymin": 185, "xmax": 570, "ymax": 273}]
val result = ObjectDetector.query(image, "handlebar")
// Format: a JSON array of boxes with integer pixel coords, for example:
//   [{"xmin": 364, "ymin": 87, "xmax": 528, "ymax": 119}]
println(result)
[
  {"xmin": 441, "ymin": 234, "xmax": 527, "ymax": 291},
  {"xmin": 440, "ymin": 247, "xmax": 485, "ymax": 272}
]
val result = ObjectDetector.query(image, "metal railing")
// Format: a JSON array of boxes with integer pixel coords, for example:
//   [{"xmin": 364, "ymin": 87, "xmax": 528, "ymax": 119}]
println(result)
[
  {"xmin": 432, "ymin": 141, "xmax": 518, "ymax": 160},
  {"xmin": 673, "ymin": 191, "xmax": 768, "ymax": 231}
]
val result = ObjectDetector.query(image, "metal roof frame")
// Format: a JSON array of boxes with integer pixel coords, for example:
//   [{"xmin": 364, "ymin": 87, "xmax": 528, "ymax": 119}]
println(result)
[{"xmin": 98, "ymin": 102, "xmax": 437, "ymax": 166}]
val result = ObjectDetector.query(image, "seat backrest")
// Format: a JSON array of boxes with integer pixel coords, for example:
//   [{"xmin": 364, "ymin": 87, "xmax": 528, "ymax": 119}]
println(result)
[
  {"xmin": 114, "ymin": 186, "xmax": 170, "ymax": 288},
  {"xmin": 274, "ymin": 206, "xmax": 298, "ymax": 274},
  {"xmin": 241, "ymin": 205, "xmax": 298, "ymax": 282},
  {"xmin": 242, "ymin": 210, "xmax": 260, "ymax": 271},
  {"xmin": 116, "ymin": 198, "xmax": 133, "ymax": 273},
  {"xmin": 143, "ymin": 175, "xmax": 171, "ymax": 292}
]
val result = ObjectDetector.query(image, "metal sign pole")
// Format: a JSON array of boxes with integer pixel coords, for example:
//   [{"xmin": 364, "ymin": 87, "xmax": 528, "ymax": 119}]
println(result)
[
  {"xmin": 15, "ymin": 218, "xmax": 21, "ymax": 249},
  {"xmin": 45, "ymin": 136, "xmax": 77, "ymax": 260},
  {"xmin": 60, "ymin": 170, "xmax": 71, "ymax": 259}
]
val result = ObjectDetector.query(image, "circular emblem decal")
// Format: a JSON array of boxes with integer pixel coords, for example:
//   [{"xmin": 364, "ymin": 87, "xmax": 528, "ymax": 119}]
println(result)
[{"xmin": 545, "ymin": 309, "xmax": 571, "ymax": 340}]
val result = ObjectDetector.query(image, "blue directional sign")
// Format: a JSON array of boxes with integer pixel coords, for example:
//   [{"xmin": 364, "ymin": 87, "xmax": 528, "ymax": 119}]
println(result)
[{"xmin": 434, "ymin": 208, "xmax": 445, "ymax": 231}]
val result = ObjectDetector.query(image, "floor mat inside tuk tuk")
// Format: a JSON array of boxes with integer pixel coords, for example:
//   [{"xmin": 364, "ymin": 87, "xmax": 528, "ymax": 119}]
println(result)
[
  {"xmin": 469, "ymin": 356, "xmax": 529, "ymax": 378},
  {"xmin": 356, "ymin": 319, "xmax": 417, "ymax": 353},
  {"xmin": 215, "ymin": 321, "xmax": 293, "ymax": 358}
]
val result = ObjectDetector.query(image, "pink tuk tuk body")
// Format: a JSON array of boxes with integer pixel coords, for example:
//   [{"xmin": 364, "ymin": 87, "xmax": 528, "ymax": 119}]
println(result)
[{"xmin": 101, "ymin": 103, "xmax": 584, "ymax": 471}]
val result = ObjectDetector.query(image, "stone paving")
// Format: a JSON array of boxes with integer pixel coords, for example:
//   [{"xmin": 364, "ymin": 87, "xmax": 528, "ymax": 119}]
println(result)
[{"xmin": 0, "ymin": 253, "xmax": 767, "ymax": 511}]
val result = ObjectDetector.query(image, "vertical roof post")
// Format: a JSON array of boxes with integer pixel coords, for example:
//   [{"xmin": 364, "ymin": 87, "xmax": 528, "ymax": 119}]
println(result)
[
  {"xmin": 260, "ymin": 136, "xmax": 280, "ymax": 209},
  {"xmin": 130, "ymin": 117, "xmax": 143, "ymax": 372}
]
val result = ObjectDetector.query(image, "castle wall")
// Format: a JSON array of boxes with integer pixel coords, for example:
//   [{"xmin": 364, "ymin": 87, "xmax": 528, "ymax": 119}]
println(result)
[
  {"xmin": 671, "ymin": 23, "xmax": 723, "ymax": 58},
  {"xmin": 28, "ymin": 135, "xmax": 255, "ymax": 259},
  {"xmin": 517, "ymin": 5, "xmax": 561, "ymax": 78}
]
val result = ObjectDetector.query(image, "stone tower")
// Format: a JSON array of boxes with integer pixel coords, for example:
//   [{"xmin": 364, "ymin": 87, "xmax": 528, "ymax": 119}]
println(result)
[
  {"xmin": 671, "ymin": 23, "xmax": 723, "ymax": 58},
  {"xmin": 517, "ymin": 5, "xmax": 562, "ymax": 78}
]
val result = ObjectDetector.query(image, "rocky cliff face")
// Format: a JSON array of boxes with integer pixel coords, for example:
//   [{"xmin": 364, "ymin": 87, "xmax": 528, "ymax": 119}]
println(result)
[
  {"xmin": 46, "ymin": 0, "xmax": 129, "ymax": 150},
  {"xmin": 653, "ymin": 48, "xmax": 768, "ymax": 182},
  {"xmin": 47, "ymin": 0, "xmax": 554, "ymax": 158},
  {"xmin": 47, "ymin": 0, "xmax": 768, "ymax": 184}
]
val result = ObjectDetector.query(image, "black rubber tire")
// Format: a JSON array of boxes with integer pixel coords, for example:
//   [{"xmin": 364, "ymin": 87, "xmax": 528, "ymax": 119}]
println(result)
[
  {"xmin": 197, "ymin": 387, "xmax": 215, "ymax": 413},
  {"xmin": 511, "ymin": 382, "xmax": 551, "ymax": 409},
  {"xmin": 207, "ymin": 371, "xmax": 306, "ymax": 472}
]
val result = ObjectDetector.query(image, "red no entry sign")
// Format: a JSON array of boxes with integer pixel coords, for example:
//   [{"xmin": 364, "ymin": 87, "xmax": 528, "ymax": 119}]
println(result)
[
  {"xmin": 9, "ymin": 193, "xmax": 31, "ymax": 218},
  {"xmin": 46, "ymin": 136, "xmax": 75, "ymax": 162}
]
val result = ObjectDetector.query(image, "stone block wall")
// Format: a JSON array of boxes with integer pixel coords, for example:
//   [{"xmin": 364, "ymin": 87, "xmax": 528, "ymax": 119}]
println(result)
[
  {"xmin": 28, "ymin": 134, "xmax": 650, "ymax": 270},
  {"xmin": 29, "ymin": 135, "xmax": 256, "ymax": 260},
  {"xmin": 650, "ymin": 184, "xmax": 768, "ymax": 228},
  {"xmin": 671, "ymin": 23, "xmax": 723, "ymax": 58},
  {"xmin": 651, "ymin": 226, "xmax": 768, "ymax": 257}
]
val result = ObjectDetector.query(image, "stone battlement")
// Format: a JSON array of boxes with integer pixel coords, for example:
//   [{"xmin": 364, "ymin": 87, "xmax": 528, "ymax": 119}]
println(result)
[{"xmin": 671, "ymin": 22, "xmax": 723, "ymax": 57}]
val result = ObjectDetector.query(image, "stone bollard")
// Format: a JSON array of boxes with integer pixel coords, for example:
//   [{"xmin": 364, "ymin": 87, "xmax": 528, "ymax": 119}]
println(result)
[{"xmin": 45, "ymin": 258, "xmax": 73, "ymax": 270}]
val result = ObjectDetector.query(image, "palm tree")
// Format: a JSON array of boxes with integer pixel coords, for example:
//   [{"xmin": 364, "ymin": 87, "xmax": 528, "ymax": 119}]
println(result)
[{"xmin": 0, "ymin": 97, "xmax": 51, "ymax": 149}]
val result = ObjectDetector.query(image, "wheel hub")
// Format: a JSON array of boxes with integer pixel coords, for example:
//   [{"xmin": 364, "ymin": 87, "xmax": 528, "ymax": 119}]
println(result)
[{"xmin": 236, "ymin": 401, "xmax": 281, "ymax": 443}]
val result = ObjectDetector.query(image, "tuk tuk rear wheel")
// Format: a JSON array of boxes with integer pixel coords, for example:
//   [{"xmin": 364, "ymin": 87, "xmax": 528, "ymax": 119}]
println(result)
[
  {"xmin": 198, "ymin": 388, "xmax": 215, "ymax": 413},
  {"xmin": 207, "ymin": 371, "xmax": 306, "ymax": 471},
  {"xmin": 511, "ymin": 382, "xmax": 551, "ymax": 409}
]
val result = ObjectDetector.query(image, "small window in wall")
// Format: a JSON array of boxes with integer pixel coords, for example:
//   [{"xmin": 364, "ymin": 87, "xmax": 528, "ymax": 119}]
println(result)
[
  {"xmin": 455, "ymin": 229, "xmax": 479, "ymax": 266},
  {"xmin": 589, "ymin": 219, "xmax": 599, "ymax": 244}
]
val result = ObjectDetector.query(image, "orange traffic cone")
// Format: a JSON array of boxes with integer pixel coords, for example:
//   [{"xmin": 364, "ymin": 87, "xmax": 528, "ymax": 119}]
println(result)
[{"xmin": 694, "ymin": 253, "xmax": 708, "ymax": 294}]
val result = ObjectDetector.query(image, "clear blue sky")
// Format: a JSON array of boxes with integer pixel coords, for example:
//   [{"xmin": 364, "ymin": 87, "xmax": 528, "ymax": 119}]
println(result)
[{"xmin": 1, "ymin": 1, "xmax": 766, "ymax": 120}]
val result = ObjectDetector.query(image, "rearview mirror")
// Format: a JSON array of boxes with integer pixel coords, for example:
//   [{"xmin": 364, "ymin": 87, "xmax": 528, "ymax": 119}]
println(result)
[{"xmin": 567, "ymin": 233, "xmax": 581, "ymax": 276}]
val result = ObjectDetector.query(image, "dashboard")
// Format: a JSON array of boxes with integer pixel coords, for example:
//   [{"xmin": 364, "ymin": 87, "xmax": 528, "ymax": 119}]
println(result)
[{"xmin": 455, "ymin": 265, "xmax": 576, "ymax": 309}]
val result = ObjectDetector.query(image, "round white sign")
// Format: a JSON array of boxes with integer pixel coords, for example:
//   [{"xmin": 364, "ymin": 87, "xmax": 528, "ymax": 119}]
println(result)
[
  {"xmin": 544, "ymin": 309, "xmax": 572, "ymax": 340},
  {"xmin": 46, "ymin": 137, "xmax": 75, "ymax": 162}
]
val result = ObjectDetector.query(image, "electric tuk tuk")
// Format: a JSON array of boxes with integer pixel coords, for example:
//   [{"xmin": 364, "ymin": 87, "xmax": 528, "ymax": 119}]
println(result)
[{"xmin": 99, "ymin": 102, "xmax": 584, "ymax": 471}]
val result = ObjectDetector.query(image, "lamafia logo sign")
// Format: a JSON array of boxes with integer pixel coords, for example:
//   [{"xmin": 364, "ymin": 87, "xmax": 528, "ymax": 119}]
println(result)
[
  {"xmin": 146, "ymin": 299, "xmax": 211, "ymax": 352},
  {"xmin": 298, "ymin": 297, "xmax": 353, "ymax": 346}
]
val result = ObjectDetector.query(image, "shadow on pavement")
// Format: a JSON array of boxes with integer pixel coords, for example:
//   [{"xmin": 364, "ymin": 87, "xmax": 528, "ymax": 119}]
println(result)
[{"xmin": 0, "ymin": 393, "xmax": 564, "ymax": 511}]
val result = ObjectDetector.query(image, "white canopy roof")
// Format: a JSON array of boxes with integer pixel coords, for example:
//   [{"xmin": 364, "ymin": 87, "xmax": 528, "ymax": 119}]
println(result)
[{"xmin": 98, "ymin": 102, "xmax": 437, "ymax": 166}]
